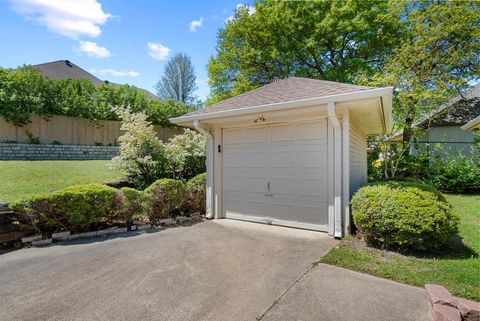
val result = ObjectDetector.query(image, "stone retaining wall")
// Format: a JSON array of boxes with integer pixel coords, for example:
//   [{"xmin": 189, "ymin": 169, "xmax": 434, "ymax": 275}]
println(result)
[{"xmin": 0, "ymin": 143, "xmax": 119, "ymax": 160}]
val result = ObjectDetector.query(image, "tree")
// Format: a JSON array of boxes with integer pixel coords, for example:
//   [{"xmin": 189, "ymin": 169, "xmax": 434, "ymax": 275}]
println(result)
[
  {"xmin": 207, "ymin": 0, "xmax": 402, "ymax": 104},
  {"xmin": 110, "ymin": 108, "xmax": 168, "ymax": 188},
  {"xmin": 370, "ymin": 0, "xmax": 480, "ymax": 143},
  {"xmin": 164, "ymin": 129, "xmax": 206, "ymax": 180},
  {"xmin": 0, "ymin": 66, "xmax": 62, "ymax": 125},
  {"xmin": 155, "ymin": 53, "xmax": 198, "ymax": 104},
  {"xmin": 364, "ymin": 0, "xmax": 480, "ymax": 179}
]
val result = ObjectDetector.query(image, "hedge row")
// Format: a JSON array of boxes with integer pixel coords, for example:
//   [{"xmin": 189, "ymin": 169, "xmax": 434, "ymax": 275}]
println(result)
[
  {"xmin": 0, "ymin": 66, "xmax": 190, "ymax": 127},
  {"xmin": 10, "ymin": 173, "xmax": 206, "ymax": 234}
]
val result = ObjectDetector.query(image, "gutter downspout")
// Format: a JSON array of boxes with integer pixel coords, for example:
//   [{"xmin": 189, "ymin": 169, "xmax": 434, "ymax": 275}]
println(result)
[
  {"xmin": 327, "ymin": 101, "xmax": 343, "ymax": 238},
  {"xmin": 193, "ymin": 120, "xmax": 214, "ymax": 219}
]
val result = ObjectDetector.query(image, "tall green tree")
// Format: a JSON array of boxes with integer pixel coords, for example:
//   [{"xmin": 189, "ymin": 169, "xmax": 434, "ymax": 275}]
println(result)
[
  {"xmin": 372, "ymin": 0, "xmax": 480, "ymax": 142},
  {"xmin": 207, "ymin": 0, "xmax": 401, "ymax": 105},
  {"xmin": 0, "ymin": 66, "xmax": 62, "ymax": 125},
  {"xmin": 156, "ymin": 53, "xmax": 198, "ymax": 104}
]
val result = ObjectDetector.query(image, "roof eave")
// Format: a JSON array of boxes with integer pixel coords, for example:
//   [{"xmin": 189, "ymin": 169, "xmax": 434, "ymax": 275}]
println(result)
[
  {"xmin": 461, "ymin": 115, "xmax": 480, "ymax": 131},
  {"xmin": 171, "ymin": 87, "xmax": 393, "ymax": 131}
]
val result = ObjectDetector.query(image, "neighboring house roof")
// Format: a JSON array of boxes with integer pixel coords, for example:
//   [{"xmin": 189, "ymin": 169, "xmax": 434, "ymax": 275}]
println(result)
[
  {"xmin": 461, "ymin": 115, "xmax": 480, "ymax": 132},
  {"xmin": 30, "ymin": 60, "xmax": 159, "ymax": 99},
  {"xmin": 391, "ymin": 84, "xmax": 480, "ymax": 139},
  {"xmin": 416, "ymin": 83, "xmax": 480, "ymax": 128},
  {"xmin": 33, "ymin": 60, "xmax": 104, "ymax": 86},
  {"xmin": 418, "ymin": 97, "xmax": 480, "ymax": 128},
  {"xmin": 181, "ymin": 77, "xmax": 374, "ymax": 118}
]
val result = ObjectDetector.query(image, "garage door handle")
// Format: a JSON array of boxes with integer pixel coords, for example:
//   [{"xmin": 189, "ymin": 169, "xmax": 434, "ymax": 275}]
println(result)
[{"xmin": 264, "ymin": 193, "xmax": 273, "ymax": 197}]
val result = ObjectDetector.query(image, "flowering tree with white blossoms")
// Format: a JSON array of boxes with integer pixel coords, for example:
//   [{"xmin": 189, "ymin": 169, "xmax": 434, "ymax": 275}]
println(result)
[
  {"xmin": 110, "ymin": 108, "xmax": 167, "ymax": 187},
  {"xmin": 165, "ymin": 129, "xmax": 206, "ymax": 180}
]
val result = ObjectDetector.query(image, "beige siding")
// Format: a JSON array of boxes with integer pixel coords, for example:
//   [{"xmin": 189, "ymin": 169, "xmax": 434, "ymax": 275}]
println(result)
[
  {"xmin": 0, "ymin": 115, "xmax": 182, "ymax": 145},
  {"xmin": 349, "ymin": 118, "xmax": 367, "ymax": 197}
]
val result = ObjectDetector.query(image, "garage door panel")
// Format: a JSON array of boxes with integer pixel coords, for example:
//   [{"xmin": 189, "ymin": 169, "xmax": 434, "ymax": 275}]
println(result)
[
  {"xmin": 270, "ymin": 151, "xmax": 294, "ymax": 168},
  {"xmin": 298, "ymin": 150, "xmax": 326, "ymax": 168},
  {"xmin": 245, "ymin": 127, "xmax": 268, "ymax": 143},
  {"xmin": 298, "ymin": 178, "xmax": 327, "ymax": 197},
  {"xmin": 224, "ymin": 199, "xmax": 267, "ymax": 217},
  {"xmin": 223, "ymin": 176, "xmax": 244, "ymax": 192},
  {"xmin": 269, "ymin": 177, "xmax": 296, "ymax": 195},
  {"xmin": 298, "ymin": 121, "xmax": 327, "ymax": 140},
  {"xmin": 245, "ymin": 152, "xmax": 269, "ymax": 168},
  {"xmin": 244, "ymin": 176, "xmax": 268, "ymax": 193},
  {"xmin": 223, "ymin": 153, "xmax": 243, "ymax": 168},
  {"xmin": 223, "ymin": 128, "xmax": 243, "ymax": 145},
  {"xmin": 268, "ymin": 203, "xmax": 297, "ymax": 221},
  {"xmin": 297, "ymin": 204, "xmax": 329, "ymax": 225},
  {"xmin": 270, "ymin": 125, "xmax": 295, "ymax": 142},
  {"xmin": 223, "ymin": 120, "xmax": 328, "ymax": 231}
]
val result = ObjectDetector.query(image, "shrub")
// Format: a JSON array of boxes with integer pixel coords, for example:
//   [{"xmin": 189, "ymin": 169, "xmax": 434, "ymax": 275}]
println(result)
[
  {"xmin": 145, "ymin": 179, "xmax": 186, "ymax": 221},
  {"xmin": 428, "ymin": 155, "xmax": 480, "ymax": 193},
  {"xmin": 10, "ymin": 184, "xmax": 118, "ymax": 233},
  {"xmin": 109, "ymin": 109, "xmax": 168, "ymax": 188},
  {"xmin": 165, "ymin": 129, "xmax": 206, "ymax": 181},
  {"xmin": 185, "ymin": 173, "xmax": 207, "ymax": 214},
  {"xmin": 116, "ymin": 187, "xmax": 147, "ymax": 223},
  {"xmin": 352, "ymin": 181, "xmax": 459, "ymax": 251}
]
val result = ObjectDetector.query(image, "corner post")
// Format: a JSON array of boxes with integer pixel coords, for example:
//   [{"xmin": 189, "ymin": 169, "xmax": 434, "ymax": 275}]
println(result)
[
  {"xmin": 328, "ymin": 101, "xmax": 343, "ymax": 238},
  {"xmin": 193, "ymin": 120, "xmax": 215, "ymax": 219},
  {"xmin": 342, "ymin": 110, "xmax": 350, "ymax": 235}
]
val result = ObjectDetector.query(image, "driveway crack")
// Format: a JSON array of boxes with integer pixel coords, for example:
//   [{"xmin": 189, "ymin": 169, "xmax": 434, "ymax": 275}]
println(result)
[{"xmin": 256, "ymin": 263, "xmax": 316, "ymax": 321}]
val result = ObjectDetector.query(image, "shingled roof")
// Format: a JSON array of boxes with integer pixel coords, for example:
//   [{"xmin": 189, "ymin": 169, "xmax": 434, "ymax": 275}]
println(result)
[
  {"xmin": 30, "ymin": 60, "xmax": 159, "ymax": 100},
  {"xmin": 417, "ymin": 84, "xmax": 480, "ymax": 128},
  {"xmin": 34, "ymin": 60, "xmax": 103, "ymax": 86},
  {"xmin": 184, "ymin": 77, "xmax": 374, "ymax": 117}
]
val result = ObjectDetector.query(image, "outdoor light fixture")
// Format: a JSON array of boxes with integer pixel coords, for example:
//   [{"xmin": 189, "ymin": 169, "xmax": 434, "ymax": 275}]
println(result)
[{"xmin": 254, "ymin": 116, "xmax": 266, "ymax": 123}]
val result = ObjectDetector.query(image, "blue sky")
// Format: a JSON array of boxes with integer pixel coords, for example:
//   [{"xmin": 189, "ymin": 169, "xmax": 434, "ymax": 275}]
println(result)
[{"xmin": 0, "ymin": 0, "xmax": 255, "ymax": 101}]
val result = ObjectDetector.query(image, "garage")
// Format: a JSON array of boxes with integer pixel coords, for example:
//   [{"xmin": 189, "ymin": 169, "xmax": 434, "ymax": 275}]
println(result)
[{"xmin": 171, "ymin": 77, "xmax": 392, "ymax": 237}]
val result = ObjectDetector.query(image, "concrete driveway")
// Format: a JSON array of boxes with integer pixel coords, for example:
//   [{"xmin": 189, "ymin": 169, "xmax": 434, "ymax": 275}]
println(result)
[{"xmin": 0, "ymin": 220, "xmax": 429, "ymax": 321}]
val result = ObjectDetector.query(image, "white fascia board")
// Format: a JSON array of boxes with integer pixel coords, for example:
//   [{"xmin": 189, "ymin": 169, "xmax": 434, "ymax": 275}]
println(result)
[
  {"xmin": 461, "ymin": 116, "xmax": 480, "ymax": 131},
  {"xmin": 170, "ymin": 87, "xmax": 393, "ymax": 125}
]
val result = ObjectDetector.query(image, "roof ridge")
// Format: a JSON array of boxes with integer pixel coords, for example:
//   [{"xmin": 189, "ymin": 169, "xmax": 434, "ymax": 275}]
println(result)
[
  {"xmin": 206, "ymin": 77, "xmax": 371, "ymax": 110},
  {"xmin": 287, "ymin": 76, "xmax": 373, "ymax": 88},
  {"xmin": 31, "ymin": 60, "xmax": 68, "ymax": 67},
  {"xmin": 206, "ymin": 78, "xmax": 289, "ymax": 108}
]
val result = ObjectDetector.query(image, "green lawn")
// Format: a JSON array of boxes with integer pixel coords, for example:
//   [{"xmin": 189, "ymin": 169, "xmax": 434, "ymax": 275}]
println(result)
[
  {"xmin": 0, "ymin": 161, "xmax": 124, "ymax": 202},
  {"xmin": 321, "ymin": 194, "xmax": 480, "ymax": 301}
]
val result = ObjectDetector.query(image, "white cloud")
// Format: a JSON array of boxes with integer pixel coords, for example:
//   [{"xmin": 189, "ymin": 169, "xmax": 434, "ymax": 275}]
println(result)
[
  {"xmin": 90, "ymin": 68, "xmax": 139, "ymax": 77},
  {"xmin": 8, "ymin": 0, "xmax": 112, "ymax": 39},
  {"xmin": 147, "ymin": 42, "xmax": 170, "ymax": 60},
  {"xmin": 78, "ymin": 41, "xmax": 111, "ymax": 58},
  {"xmin": 189, "ymin": 17, "xmax": 203, "ymax": 32},
  {"xmin": 226, "ymin": 3, "xmax": 256, "ymax": 22}
]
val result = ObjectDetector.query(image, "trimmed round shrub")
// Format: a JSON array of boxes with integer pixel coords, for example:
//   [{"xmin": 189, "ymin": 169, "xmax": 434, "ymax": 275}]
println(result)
[
  {"xmin": 10, "ymin": 183, "xmax": 118, "ymax": 233},
  {"xmin": 352, "ymin": 181, "xmax": 459, "ymax": 251},
  {"xmin": 144, "ymin": 178, "xmax": 185, "ymax": 221},
  {"xmin": 116, "ymin": 187, "xmax": 147, "ymax": 223},
  {"xmin": 185, "ymin": 173, "xmax": 206, "ymax": 214}
]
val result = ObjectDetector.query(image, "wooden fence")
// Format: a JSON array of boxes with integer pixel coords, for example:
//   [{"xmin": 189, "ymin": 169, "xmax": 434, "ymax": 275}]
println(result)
[{"xmin": 0, "ymin": 115, "xmax": 183, "ymax": 145}]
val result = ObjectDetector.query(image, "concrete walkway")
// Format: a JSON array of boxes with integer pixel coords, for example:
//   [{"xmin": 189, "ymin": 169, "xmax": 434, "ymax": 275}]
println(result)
[
  {"xmin": 260, "ymin": 263, "xmax": 429, "ymax": 321},
  {"xmin": 0, "ymin": 220, "xmax": 429, "ymax": 321}
]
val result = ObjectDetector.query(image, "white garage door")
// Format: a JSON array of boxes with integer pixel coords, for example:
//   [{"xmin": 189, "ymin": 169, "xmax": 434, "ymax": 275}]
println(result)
[{"xmin": 222, "ymin": 120, "xmax": 328, "ymax": 231}]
